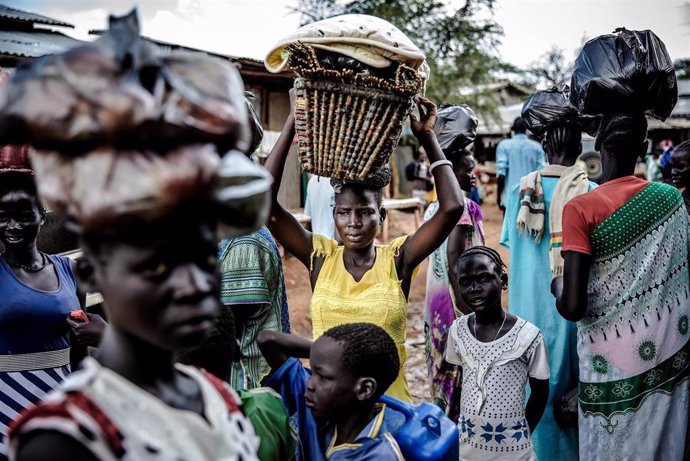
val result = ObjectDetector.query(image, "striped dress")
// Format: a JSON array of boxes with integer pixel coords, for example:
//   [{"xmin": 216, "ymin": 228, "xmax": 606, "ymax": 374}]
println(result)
[
  {"xmin": 0, "ymin": 254, "xmax": 78, "ymax": 460},
  {"xmin": 218, "ymin": 227, "xmax": 290, "ymax": 391}
]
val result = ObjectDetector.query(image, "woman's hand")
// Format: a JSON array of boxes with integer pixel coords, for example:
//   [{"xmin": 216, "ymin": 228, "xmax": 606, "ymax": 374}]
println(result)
[
  {"xmin": 410, "ymin": 97, "xmax": 437, "ymax": 141},
  {"xmin": 67, "ymin": 313, "xmax": 107, "ymax": 347}
]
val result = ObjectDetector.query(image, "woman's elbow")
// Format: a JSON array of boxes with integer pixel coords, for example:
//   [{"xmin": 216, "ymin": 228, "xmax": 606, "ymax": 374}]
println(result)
[{"xmin": 440, "ymin": 198, "xmax": 464, "ymax": 219}]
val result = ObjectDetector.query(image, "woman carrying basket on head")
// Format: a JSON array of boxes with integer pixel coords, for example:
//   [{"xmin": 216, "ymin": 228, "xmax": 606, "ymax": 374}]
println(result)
[{"xmin": 266, "ymin": 95, "xmax": 464, "ymax": 402}]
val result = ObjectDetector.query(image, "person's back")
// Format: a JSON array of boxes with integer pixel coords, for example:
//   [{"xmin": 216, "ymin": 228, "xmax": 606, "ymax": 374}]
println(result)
[
  {"xmin": 304, "ymin": 176, "xmax": 336, "ymax": 239},
  {"xmin": 557, "ymin": 112, "xmax": 690, "ymax": 461},
  {"xmin": 496, "ymin": 118, "xmax": 545, "ymax": 208}
]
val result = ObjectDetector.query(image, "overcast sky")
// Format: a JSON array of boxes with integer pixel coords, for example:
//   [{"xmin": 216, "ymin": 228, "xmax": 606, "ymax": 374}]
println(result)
[{"xmin": 9, "ymin": 0, "xmax": 690, "ymax": 68}]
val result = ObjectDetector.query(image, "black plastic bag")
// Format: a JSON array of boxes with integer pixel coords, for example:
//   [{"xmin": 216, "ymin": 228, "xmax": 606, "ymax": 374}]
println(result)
[
  {"xmin": 570, "ymin": 28, "xmax": 677, "ymax": 120},
  {"xmin": 433, "ymin": 104, "xmax": 479, "ymax": 153},
  {"xmin": 522, "ymin": 88, "xmax": 580, "ymax": 136}
]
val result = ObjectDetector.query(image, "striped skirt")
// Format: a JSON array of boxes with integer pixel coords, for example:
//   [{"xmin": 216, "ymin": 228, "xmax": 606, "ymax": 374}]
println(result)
[{"xmin": 0, "ymin": 348, "xmax": 70, "ymax": 459}]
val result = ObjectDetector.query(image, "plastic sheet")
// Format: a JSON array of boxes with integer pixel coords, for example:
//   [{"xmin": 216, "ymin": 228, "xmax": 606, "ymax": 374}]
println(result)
[
  {"xmin": 0, "ymin": 11, "xmax": 249, "ymax": 154},
  {"xmin": 432, "ymin": 105, "xmax": 478, "ymax": 153},
  {"xmin": 570, "ymin": 28, "xmax": 677, "ymax": 120},
  {"xmin": 521, "ymin": 88, "xmax": 580, "ymax": 136},
  {"xmin": 29, "ymin": 144, "xmax": 221, "ymax": 231}
]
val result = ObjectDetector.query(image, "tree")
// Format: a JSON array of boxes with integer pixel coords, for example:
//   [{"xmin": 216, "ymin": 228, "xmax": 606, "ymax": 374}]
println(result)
[
  {"xmin": 675, "ymin": 58, "xmax": 690, "ymax": 80},
  {"xmin": 522, "ymin": 46, "xmax": 573, "ymax": 91},
  {"xmin": 291, "ymin": 0, "xmax": 509, "ymax": 121}
]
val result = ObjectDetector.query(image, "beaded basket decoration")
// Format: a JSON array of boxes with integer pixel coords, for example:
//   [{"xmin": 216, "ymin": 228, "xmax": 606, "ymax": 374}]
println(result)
[{"xmin": 288, "ymin": 43, "xmax": 422, "ymax": 182}]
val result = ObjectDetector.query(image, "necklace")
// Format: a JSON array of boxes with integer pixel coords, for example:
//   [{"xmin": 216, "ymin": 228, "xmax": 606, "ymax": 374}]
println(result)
[
  {"xmin": 472, "ymin": 311, "xmax": 507, "ymax": 343},
  {"xmin": 6, "ymin": 252, "xmax": 48, "ymax": 272}
]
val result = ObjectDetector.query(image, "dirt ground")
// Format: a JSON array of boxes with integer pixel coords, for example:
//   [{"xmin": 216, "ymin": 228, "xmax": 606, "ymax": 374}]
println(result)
[{"xmin": 282, "ymin": 184, "xmax": 507, "ymax": 403}]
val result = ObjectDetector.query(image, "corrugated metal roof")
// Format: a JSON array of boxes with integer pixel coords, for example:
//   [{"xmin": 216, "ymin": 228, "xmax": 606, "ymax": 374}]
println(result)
[
  {"xmin": 0, "ymin": 4, "xmax": 73, "ymax": 28},
  {"xmin": 0, "ymin": 29, "xmax": 82, "ymax": 58}
]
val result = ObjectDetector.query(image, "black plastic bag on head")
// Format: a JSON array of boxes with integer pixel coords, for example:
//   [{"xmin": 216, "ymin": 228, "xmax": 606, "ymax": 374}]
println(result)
[
  {"xmin": 570, "ymin": 28, "xmax": 677, "ymax": 120},
  {"xmin": 521, "ymin": 88, "xmax": 580, "ymax": 137},
  {"xmin": 432, "ymin": 104, "xmax": 479, "ymax": 153}
]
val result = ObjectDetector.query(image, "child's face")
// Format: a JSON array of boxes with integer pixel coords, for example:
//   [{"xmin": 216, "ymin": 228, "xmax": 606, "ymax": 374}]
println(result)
[
  {"xmin": 334, "ymin": 188, "xmax": 382, "ymax": 250},
  {"xmin": 306, "ymin": 336, "xmax": 360, "ymax": 421},
  {"xmin": 86, "ymin": 220, "xmax": 221, "ymax": 352},
  {"xmin": 671, "ymin": 149, "xmax": 690, "ymax": 188},
  {"xmin": 457, "ymin": 254, "xmax": 503, "ymax": 314},
  {"xmin": 454, "ymin": 155, "xmax": 476, "ymax": 192}
]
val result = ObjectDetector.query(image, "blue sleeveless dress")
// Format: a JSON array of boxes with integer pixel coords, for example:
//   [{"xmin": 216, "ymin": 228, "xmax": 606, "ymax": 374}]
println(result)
[{"xmin": 0, "ymin": 254, "xmax": 78, "ymax": 459}]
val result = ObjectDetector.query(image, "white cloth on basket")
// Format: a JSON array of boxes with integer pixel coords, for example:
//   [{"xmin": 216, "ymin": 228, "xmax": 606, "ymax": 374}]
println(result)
[{"xmin": 265, "ymin": 14, "xmax": 429, "ymax": 81}]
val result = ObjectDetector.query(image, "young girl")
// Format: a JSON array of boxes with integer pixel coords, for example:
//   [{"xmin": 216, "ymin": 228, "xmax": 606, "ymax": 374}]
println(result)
[
  {"xmin": 425, "ymin": 150, "xmax": 484, "ymax": 420},
  {"xmin": 266, "ymin": 96, "xmax": 464, "ymax": 402},
  {"xmin": 445, "ymin": 246, "xmax": 549, "ymax": 461}
]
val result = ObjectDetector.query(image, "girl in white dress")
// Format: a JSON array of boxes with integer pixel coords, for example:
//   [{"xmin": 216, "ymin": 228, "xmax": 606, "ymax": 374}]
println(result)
[{"xmin": 445, "ymin": 246, "xmax": 549, "ymax": 461}]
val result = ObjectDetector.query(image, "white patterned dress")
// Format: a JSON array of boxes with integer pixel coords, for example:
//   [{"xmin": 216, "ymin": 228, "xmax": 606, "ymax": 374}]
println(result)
[{"xmin": 445, "ymin": 315, "xmax": 549, "ymax": 461}]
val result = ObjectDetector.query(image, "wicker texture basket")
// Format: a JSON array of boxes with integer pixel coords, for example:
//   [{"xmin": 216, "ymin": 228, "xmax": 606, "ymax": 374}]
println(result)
[{"xmin": 288, "ymin": 44, "xmax": 421, "ymax": 182}]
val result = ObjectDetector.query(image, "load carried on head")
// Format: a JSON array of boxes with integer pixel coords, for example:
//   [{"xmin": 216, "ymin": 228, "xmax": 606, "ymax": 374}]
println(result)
[
  {"xmin": 521, "ymin": 87, "xmax": 582, "ymax": 136},
  {"xmin": 265, "ymin": 14, "xmax": 429, "ymax": 182},
  {"xmin": 432, "ymin": 104, "xmax": 478, "ymax": 154},
  {"xmin": 0, "ymin": 10, "xmax": 271, "ymax": 238},
  {"xmin": 570, "ymin": 27, "xmax": 677, "ymax": 120}
]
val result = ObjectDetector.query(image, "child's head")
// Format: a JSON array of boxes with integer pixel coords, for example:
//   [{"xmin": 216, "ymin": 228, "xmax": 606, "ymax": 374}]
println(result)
[
  {"xmin": 79, "ymin": 205, "xmax": 221, "ymax": 352},
  {"xmin": 456, "ymin": 246, "xmax": 507, "ymax": 314},
  {"xmin": 671, "ymin": 140, "xmax": 690, "ymax": 189},
  {"xmin": 332, "ymin": 168, "xmax": 390, "ymax": 249},
  {"xmin": 542, "ymin": 125, "xmax": 582, "ymax": 166},
  {"xmin": 306, "ymin": 323, "xmax": 399, "ymax": 421},
  {"xmin": 449, "ymin": 152, "xmax": 476, "ymax": 192}
]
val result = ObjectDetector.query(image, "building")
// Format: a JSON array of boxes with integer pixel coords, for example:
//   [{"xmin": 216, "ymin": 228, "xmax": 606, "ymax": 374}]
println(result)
[{"xmin": 0, "ymin": 4, "xmax": 82, "ymax": 70}]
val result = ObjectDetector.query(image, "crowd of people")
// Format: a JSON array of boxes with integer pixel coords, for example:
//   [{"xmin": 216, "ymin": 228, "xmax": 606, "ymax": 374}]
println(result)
[{"xmin": 0, "ymin": 9, "xmax": 687, "ymax": 461}]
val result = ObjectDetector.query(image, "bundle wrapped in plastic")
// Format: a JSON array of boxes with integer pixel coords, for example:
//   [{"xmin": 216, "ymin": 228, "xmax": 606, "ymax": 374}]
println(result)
[
  {"xmin": 521, "ymin": 88, "xmax": 581, "ymax": 137},
  {"xmin": 570, "ymin": 28, "xmax": 677, "ymax": 120},
  {"xmin": 0, "ymin": 11, "xmax": 249, "ymax": 154},
  {"xmin": 0, "ymin": 9, "xmax": 271, "ymax": 237},
  {"xmin": 433, "ymin": 105, "xmax": 478, "ymax": 153},
  {"xmin": 30, "ymin": 146, "xmax": 271, "ymax": 236}
]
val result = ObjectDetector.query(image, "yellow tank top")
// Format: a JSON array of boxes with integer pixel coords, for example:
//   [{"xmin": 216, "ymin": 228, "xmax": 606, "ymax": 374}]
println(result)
[{"xmin": 310, "ymin": 234, "xmax": 416, "ymax": 402}]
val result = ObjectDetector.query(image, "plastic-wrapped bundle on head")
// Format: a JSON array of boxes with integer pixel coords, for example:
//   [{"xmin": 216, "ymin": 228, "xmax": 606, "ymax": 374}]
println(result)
[
  {"xmin": 0, "ymin": 9, "xmax": 250, "ymax": 154},
  {"xmin": 570, "ymin": 28, "xmax": 677, "ymax": 120},
  {"xmin": 432, "ymin": 105, "xmax": 478, "ymax": 154},
  {"xmin": 521, "ymin": 87, "xmax": 581, "ymax": 137},
  {"xmin": 1, "ymin": 9, "xmax": 271, "ymax": 237}
]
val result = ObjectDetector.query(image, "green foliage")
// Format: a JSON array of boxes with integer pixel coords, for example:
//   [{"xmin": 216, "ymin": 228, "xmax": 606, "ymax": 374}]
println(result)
[
  {"xmin": 522, "ymin": 46, "xmax": 573, "ymax": 91},
  {"xmin": 292, "ymin": 0, "xmax": 508, "ymax": 122},
  {"xmin": 676, "ymin": 59, "xmax": 690, "ymax": 80}
]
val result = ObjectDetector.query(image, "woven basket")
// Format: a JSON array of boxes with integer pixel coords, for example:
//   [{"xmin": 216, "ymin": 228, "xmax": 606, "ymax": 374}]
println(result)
[{"xmin": 288, "ymin": 44, "xmax": 420, "ymax": 182}]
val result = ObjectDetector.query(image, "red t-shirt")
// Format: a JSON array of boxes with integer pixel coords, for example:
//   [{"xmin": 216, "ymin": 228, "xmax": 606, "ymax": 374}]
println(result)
[{"xmin": 562, "ymin": 176, "xmax": 649, "ymax": 255}]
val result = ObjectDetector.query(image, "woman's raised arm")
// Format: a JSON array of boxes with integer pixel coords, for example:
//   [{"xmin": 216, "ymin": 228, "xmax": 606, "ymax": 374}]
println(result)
[
  {"xmin": 265, "ymin": 104, "xmax": 313, "ymax": 268},
  {"xmin": 398, "ymin": 98, "xmax": 464, "ymax": 277}
]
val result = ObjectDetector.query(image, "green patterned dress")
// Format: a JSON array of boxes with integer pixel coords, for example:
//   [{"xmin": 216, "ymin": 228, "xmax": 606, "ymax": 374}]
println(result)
[{"xmin": 577, "ymin": 182, "xmax": 690, "ymax": 460}]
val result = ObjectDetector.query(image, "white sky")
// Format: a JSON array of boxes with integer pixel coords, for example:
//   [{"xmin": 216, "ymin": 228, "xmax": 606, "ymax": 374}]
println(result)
[{"xmin": 9, "ymin": 0, "xmax": 690, "ymax": 68}]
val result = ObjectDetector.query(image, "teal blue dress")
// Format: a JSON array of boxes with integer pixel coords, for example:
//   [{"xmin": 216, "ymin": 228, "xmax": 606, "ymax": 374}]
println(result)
[{"xmin": 500, "ymin": 177, "xmax": 595, "ymax": 461}]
